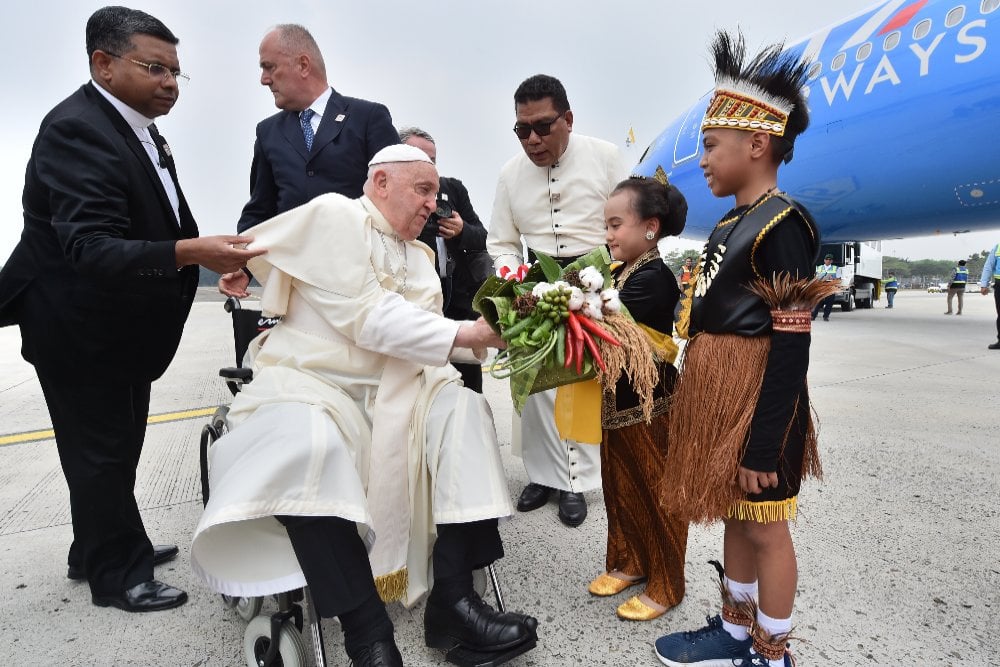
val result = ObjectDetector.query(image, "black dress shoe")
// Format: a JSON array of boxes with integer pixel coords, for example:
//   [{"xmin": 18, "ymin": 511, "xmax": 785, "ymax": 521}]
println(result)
[
  {"xmin": 68, "ymin": 544, "xmax": 180, "ymax": 581},
  {"xmin": 516, "ymin": 483, "xmax": 551, "ymax": 512},
  {"xmin": 425, "ymin": 592, "xmax": 533, "ymax": 652},
  {"xmin": 92, "ymin": 579, "xmax": 188, "ymax": 612},
  {"xmin": 349, "ymin": 639, "xmax": 403, "ymax": 667},
  {"xmin": 989, "ymin": 340, "xmax": 1000, "ymax": 350},
  {"xmin": 557, "ymin": 491, "xmax": 587, "ymax": 527}
]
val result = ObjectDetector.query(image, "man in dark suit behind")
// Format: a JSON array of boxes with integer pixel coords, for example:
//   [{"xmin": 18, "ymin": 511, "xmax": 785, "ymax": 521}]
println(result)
[
  {"xmin": 400, "ymin": 127, "xmax": 491, "ymax": 393},
  {"xmin": 0, "ymin": 6, "xmax": 263, "ymax": 613},
  {"xmin": 219, "ymin": 23, "xmax": 400, "ymax": 297}
]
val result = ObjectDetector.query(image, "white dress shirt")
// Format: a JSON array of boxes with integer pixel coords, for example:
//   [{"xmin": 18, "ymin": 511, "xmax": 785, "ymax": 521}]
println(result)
[
  {"xmin": 487, "ymin": 133, "xmax": 626, "ymax": 273},
  {"xmin": 91, "ymin": 80, "xmax": 180, "ymax": 225}
]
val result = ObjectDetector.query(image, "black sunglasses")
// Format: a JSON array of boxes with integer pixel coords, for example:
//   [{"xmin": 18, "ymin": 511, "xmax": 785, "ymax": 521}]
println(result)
[{"xmin": 512, "ymin": 114, "xmax": 563, "ymax": 141}]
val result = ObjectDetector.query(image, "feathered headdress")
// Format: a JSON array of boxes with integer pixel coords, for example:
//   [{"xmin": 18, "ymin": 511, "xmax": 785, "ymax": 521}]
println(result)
[{"xmin": 702, "ymin": 31, "xmax": 811, "ymax": 161}]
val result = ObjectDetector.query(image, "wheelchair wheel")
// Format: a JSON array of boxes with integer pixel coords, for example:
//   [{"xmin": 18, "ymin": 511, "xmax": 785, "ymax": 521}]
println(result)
[
  {"xmin": 221, "ymin": 594, "xmax": 238, "ymax": 609},
  {"xmin": 236, "ymin": 596, "xmax": 264, "ymax": 622},
  {"xmin": 243, "ymin": 615, "xmax": 307, "ymax": 667}
]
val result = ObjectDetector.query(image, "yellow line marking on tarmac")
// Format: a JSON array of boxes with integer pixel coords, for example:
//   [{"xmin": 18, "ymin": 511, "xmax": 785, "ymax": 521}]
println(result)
[{"xmin": 0, "ymin": 406, "xmax": 218, "ymax": 447}]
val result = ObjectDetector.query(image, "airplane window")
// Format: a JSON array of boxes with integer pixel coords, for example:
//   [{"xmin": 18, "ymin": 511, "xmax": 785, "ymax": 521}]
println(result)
[
  {"xmin": 946, "ymin": 6, "xmax": 966, "ymax": 26},
  {"xmin": 807, "ymin": 62, "xmax": 822, "ymax": 80},
  {"xmin": 831, "ymin": 52, "xmax": 846, "ymax": 71},
  {"xmin": 883, "ymin": 31, "xmax": 901, "ymax": 50},
  {"xmin": 856, "ymin": 42, "xmax": 872, "ymax": 61},
  {"xmin": 981, "ymin": 0, "xmax": 998, "ymax": 14},
  {"xmin": 913, "ymin": 18, "xmax": 932, "ymax": 39}
]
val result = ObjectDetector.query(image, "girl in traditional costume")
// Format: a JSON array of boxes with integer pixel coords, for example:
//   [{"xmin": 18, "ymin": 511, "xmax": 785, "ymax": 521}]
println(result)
[{"xmin": 587, "ymin": 176, "xmax": 689, "ymax": 621}]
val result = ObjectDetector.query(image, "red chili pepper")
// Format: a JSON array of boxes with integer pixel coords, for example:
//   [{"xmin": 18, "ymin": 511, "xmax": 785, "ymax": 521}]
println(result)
[
  {"xmin": 576, "ymin": 314, "xmax": 621, "ymax": 346},
  {"xmin": 499, "ymin": 266, "xmax": 511, "ymax": 279},
  {"xmin": 564, "ymin": 325, "xmax": 574, "ymax": 369},
  {"xmin": 567, "ymin": 312, "xmax": 585, "ymax": 375},
  {"xmin": 581, "ymin": 328, "xmax": 606, "ymax": 373}
]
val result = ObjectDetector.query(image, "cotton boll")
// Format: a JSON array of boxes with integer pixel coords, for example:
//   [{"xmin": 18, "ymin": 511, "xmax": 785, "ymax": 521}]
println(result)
[
  {"xmin": 568, "ymin": 286, "xmax": 585, "ymax": 311},
  {"xmin": 579, "ymin": 266, "xmax": 604, "ymax": 292},
  {"xmin": 582, "ymin": 294, "xmax": 604, "ymax": 320}
]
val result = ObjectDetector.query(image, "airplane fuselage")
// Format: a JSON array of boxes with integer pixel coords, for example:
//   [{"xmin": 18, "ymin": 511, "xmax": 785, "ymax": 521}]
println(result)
[{"xmin": 634, "ymin": 0, "xmax": 1000, "ymax": 242}]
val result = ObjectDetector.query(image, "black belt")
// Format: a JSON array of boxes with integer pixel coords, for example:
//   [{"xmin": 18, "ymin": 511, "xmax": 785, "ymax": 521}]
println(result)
[{"xmin": 526, "ymin": 248, "xmax": 586, "ymax": 268}]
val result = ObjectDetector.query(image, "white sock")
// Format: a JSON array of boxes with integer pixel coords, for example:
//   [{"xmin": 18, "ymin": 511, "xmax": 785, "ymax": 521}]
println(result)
[
  {"xmin": 756, "ymin": 609, "xmax": 792, "ymax": 666},
  {"xmin": 721, "ymin": 576, "xmax": 757, "ymax": 641}
]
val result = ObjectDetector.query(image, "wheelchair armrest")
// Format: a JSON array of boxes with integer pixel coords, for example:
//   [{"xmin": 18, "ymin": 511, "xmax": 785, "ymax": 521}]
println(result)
[{"xmin": 219, "ymin": 367, "xmax": 254, "ymax": 382}]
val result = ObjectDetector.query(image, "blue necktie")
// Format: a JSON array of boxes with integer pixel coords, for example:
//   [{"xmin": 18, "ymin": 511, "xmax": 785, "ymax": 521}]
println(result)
[{"xmin": 300, "ymin": 108, "xmax": 315, "ymax": 152}]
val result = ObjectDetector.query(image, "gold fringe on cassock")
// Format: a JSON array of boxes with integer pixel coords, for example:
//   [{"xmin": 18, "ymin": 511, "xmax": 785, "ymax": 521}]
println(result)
[{"xmin": 374, "ymin": 568, "xmax": 408, "ymax": 603}]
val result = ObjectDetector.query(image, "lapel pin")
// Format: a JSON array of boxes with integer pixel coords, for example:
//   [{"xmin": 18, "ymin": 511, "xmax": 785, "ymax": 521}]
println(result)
[{"xmin": 334, "ymin": 114, "xmax": 346, "ymax": 122}]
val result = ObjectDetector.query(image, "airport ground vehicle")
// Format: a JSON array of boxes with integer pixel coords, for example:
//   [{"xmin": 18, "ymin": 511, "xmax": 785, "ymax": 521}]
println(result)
[{"xmin": 820, "ymin": 242, "xmax": 884, "ymax": 311}]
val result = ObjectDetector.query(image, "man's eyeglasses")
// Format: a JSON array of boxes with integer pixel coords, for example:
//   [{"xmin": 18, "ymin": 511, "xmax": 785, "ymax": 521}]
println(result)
[
  {"xmin": 107, "ymin": 53, "xmax": 189, "ymax": 85},
  {"xmin": 512, "ymin": 114, "xmax": 563, "ymax": 141}
]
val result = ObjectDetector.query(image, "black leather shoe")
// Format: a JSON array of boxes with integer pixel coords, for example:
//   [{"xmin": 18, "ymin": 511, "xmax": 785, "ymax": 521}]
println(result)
[
  {"xmin": 68, "ymin": 544, "xmax": 180, "ymax": 581},
  {"xmin": 349, "ymin": 639, "xmax": 403, "ymax": 667},
  {"xmin": 516, "ymin": 483, "xmax": 551, "ymax": 512},
  {"xmin": 989, "ymin": 341, "xmax": 1000, "ymax": 350},
  {"xmin": 425, "ymin": 592, "xmax": 534, "ymax": 652},
  {"xmin": 558, "ymin": 491, "xmax": 587, "ymax": 527},
  {"xmin": 92, "ymin": 579, "xmax": 188, "ymax": 612}
]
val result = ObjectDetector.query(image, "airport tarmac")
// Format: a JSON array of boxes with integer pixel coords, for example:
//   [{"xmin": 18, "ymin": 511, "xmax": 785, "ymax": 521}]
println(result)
[{"xmin": 0, "ymin": 288, "xmax": 997, "ymax": 666}]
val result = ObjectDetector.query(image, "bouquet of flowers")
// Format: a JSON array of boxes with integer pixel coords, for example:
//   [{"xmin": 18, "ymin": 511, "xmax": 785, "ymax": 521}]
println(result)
[{"xmin": 474, "ymin": 248, "xmax": 657, "ymax": 414}]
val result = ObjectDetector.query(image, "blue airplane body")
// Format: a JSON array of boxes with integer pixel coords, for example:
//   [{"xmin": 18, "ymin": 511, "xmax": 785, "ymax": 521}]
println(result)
[{"xmin": 633, "ymin": 0, "xmax": 1000, "ymax": 242}]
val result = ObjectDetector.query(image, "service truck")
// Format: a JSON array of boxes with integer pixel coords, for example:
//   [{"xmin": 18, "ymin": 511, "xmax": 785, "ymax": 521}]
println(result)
[{"xmin": 818, "ymin": 241, "xmax": 884, "ymax": 311}]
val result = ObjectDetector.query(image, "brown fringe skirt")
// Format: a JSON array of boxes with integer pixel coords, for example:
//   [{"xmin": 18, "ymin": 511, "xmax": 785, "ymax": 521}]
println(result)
[
  {"xmin": 603, "ymin": 412, "xmax": 688, "ymax": 609},
  {"xmin": 663, "ymin": 333, "xmax": 820, "ymax": 524}
]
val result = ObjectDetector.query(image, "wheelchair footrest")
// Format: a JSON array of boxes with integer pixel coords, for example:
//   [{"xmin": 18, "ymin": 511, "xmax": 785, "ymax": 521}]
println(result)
[{"xmin": 444, "ymin": 636, "xmax": 537, "ymax": 667}]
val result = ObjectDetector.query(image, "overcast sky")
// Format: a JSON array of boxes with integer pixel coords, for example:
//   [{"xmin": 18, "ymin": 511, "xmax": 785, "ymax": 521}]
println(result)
[{"xmin": 2, "ymin": 0, "xmax": 996, "ymax": 266}]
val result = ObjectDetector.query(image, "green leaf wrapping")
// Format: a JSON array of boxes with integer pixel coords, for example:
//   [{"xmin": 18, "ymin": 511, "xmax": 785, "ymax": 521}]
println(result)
[{"xmin": 471, "ymin": 249, "xmax": 616, "ymax": 413}]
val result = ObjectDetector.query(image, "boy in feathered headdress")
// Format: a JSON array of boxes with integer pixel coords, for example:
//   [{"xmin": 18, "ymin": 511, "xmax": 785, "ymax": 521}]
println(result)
[{"xmin": 654, "ymin": 31, "xmax": 838, "ymax": 667}]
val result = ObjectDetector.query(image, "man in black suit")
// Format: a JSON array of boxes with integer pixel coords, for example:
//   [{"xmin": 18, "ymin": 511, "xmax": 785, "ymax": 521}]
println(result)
[
  {"xmin": 401, "ymin": 127, "xmax": 491, "ymax": 393},
  {"xmin": 0, "ymin": 6, "xmax": 263, "ymax": 612},
  {"xmin": 219, "ymin": 23, "xmax": 400, "ymax": 297}
]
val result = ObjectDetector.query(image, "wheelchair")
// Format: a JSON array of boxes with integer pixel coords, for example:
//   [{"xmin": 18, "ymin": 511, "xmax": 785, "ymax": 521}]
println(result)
[{"xmin": 199, "ymin": 297, "xmax": 527, "ymax": 667}]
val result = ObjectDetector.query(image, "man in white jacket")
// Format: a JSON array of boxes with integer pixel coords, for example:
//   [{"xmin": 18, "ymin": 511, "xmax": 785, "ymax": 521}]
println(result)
[
  {"xmin": 192, "ymin": 145, "xmax": 538, "ymax": 667},
  {"xmin": 487, "ymin": 74, "xmax": 626, "ymax": 526}
]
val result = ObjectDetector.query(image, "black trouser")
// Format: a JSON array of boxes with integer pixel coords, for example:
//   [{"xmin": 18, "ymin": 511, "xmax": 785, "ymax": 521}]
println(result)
[
  {"xmin": 37, "ymin": 375, "xmax": 155, "ymax": 597},
  {"xmin": 812, "ymin": 294, "xmax": 835, "ymax": 319},
  {"xmin": 277, "ymin": 515, "xmax": 503, "ymax": 616},
  {"xmin": 994, "ymin": 279, "xmax": 1000, "ymax": 339},
  {"xmin": 451, "ymin": 361, "xmax": 483, "ymax": 393}
]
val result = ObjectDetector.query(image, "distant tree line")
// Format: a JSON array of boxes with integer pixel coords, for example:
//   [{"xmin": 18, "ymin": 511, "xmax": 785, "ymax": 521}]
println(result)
[{"xmin": 882, "ymin": 249, "xmax": 992, "ymax": 286}]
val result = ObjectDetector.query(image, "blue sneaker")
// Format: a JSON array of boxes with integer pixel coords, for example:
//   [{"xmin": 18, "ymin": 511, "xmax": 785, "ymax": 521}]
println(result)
[{"xmin": 654, "ymin": 615, "xmax": 752, "ymax": 666}]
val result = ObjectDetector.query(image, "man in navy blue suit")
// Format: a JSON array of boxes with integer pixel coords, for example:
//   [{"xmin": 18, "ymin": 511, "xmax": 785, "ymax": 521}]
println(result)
[{"xmin": 219, "ymin": 24, "xmax": 399, "ymax": 297}]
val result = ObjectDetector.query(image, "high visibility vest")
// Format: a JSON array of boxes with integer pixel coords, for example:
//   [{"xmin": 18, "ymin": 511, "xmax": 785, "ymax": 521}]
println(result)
[
  {"xmin": 816, "ymin": 264, "xmax": 838, "ymax": 281},
  {"xmin": 680, "ymin": 267, "xmax": 692, "ymax": 283},
  {"xmin": 884, "ymin": 278, "xmax": 899, "ymax": 290},
  {"xmin": 952, "ymin": 266, "xmax": 968, "ymax": 285},
  {"xmin": 994, "ymin": 246, "xmax": 1000, "ymax": 280}
]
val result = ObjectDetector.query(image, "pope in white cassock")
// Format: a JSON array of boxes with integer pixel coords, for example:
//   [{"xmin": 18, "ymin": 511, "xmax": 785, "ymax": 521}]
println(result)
[{"xmin": 191, "ymin": 145, "xmax": 539, "ymax": 667}]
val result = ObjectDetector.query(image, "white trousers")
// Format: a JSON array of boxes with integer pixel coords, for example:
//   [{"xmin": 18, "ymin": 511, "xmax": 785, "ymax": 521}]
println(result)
[{"xmin": 517, "ymin": 388, "xmax": 601, "ymax": 493}]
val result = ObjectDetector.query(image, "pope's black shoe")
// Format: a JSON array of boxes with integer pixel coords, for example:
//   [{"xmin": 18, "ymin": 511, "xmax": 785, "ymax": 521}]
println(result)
[
  {"xmin": 557, "ymin": 491, "xmax": 587, "ymax": 527},
  {"xmin": 349, "ymin": 639, "xmax": 403, "ymax": 667},
  {"xmin": 68, "ymin": 544, "xmax": 180, "ymax": 581},
  {"xmin": 425, "ymin": 591, "xmax": 535, "ymax": 652},
  {"xmin": 989, "ymin": 340, "xmax": 1000, "ymax": 350},
  {"xmin": 516, "ymin": 483, "xmax": 551, "ymax": 512},
  {"xmin": 92, "ymin": 579, "xmax": 188, "ymax": 612}
]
